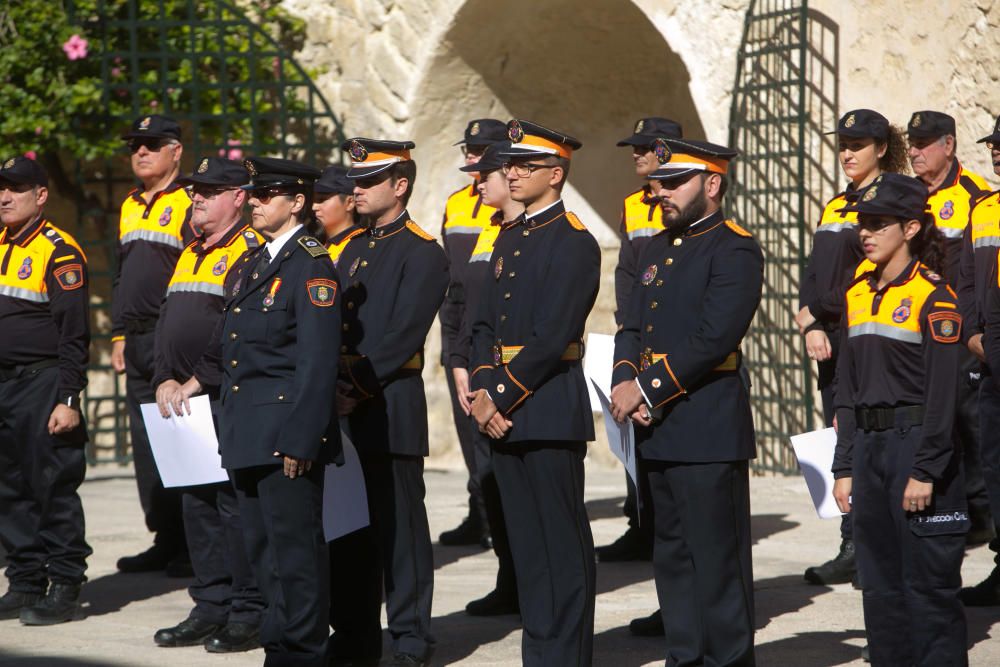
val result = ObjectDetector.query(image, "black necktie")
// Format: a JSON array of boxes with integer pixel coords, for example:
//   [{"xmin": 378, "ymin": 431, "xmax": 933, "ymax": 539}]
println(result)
[{"xmin": 258, "ymin": 247, "xmax": 272, "ymax": 271}]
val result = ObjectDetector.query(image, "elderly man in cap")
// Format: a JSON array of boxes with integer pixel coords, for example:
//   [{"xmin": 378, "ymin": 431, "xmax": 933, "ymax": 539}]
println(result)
[
  {"xmin": 313, "ymin": 164, "xmax": 362, "ymax": 265},
  {"xmin": 177, "ymin": 156, "xmax": 342, "ymax": 667},
  {"xmin": 112, "ymin": 114, "xmax": 195, "ymax": 575},
  {"xmin": 150, "ymin": 157, "xmax": 264, "ymax": 652},
  {"xmin": 468, "ymin": 119, "xmax": 600, "ymax": 666},
  {"xmin": 961, "ymin": 114, "xmax": 1000, "ymax": 606},
  {"xmin": 330, "ymin": 138, "xmax": 447, "ymax": 667},
  {"xmin": 610, "ymin": 137, "xmax": 762, "ymax": 666},
  {"xmin": 438, "ymin": 119, "xmax": 506, "ymax": 549},
  {"xmin": 0, "ymin": 156, "xmax": 92, "ymax": 625}
]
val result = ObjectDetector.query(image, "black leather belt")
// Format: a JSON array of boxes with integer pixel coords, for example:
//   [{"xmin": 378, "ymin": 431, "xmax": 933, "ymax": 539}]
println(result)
[
  {"xmin": 124, "ymin": 317, "xmax": 158, "ymax": 335},
  {"xmin": 0, "ymin": 358, "xmax": 60, "ymax": 382},
  {"xmin": 855, "ymin": 405, "xmax": 924, "ymax": 432}
]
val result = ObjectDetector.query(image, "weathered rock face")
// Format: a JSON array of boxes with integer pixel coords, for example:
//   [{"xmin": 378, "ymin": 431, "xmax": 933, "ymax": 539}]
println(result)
[{"xmin": 282, "ymin": 0, "xmax": 1000, "ymax": 466}]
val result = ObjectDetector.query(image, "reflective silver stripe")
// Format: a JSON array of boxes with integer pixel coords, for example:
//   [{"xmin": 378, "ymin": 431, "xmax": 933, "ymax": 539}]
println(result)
[
  {"xmin": 816, "ymin": 222, "xmax": 856, "ymax": 233},
  {"xmin": 848, "ymin": 321, "xmax": 922, "ymax": 344},
  {"xmin": 627, "ymin": 227, "xmax": 660, "ymax": 240},
  {"xmin": 936, "ymin": 226, "xmax": 964, "ymax": 239},
  {"xmin": 445, "ymin": 225, "xmax": 483, "ymax": 235},
  {"xmin": 166, "ymin": 282, "xmax": 226, "ymax": 297},
  {"xmin": 121, "ymin": 228, "xmax": 185, "ymax": 249},
  {"xmin": 469, "ymin": 252, "xmax": 492, "ymax": 263},
  {"xmin": 0, "ymin": 284, "xmax": 48, "ymax": 303},
  {"xmin": 974, "ymin": 235, "xmax": 1000, "ymax": 249}
]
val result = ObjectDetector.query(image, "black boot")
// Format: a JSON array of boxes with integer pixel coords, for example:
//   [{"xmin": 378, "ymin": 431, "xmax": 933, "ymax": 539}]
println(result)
[
  {"xmin": 0, "ymin": 590, "xmax": 43, "ymax": 621},
  {"xmin": 154, "ymin": 616, "xmax": 224, "ymax": 647},
  {"xmin": 19, "ymin": 583, "xmax": 81, "ymax": 625},
  {"xmin": 439, "ymin": 514, "xmax": 484, "ymax": 547},
  {"xmin": 465, "ymin": 587, "xmax": 519, "ymax": 616},
  {"xmin": 116, "ymin": 543, "xmax": 174, "ymax": 573},
  {"xmin": 595, "ymin": 526, "xmax": 652, "ymax": 563},
  {"xmin": 803, "ymin": 539, "xmax": 856, "ymax": 585},
  {"xmin": 959, "ymin": 565, "xmax": 1000, "ymax": 606},
  {"xmin": 204, "ymin": 621, "xmax": 260, "ymax": 653},
  {"xmin": 628, "ymin": 609, "xmax": 664, "ymax": 637}
]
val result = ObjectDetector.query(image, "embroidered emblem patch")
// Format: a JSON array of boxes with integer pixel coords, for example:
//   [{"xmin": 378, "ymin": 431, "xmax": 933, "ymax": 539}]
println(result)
[
  {"xmin": 653, "ymin": 138, "xmax": 671, "ymax": 164},
  {"xmin": 197, "ymin": 158, "xmax": 209, "ymax": 174},
  {"xmin": 212, "ymin": 254, "xmax": 229, "ymax": 276},
  {"xmin": 508, "ymin": 120, "xmax": 524, "ymax": 143},
  {"xmin": 158, "ymin": 206, "xmax": 173, "ymax": 226},
  {"xmin": 54, "ymin": 263, "xmax": 84, "ymax": 290},
  {"xmin": 348, "ymin": 140, "xmax": 368, "ymax": 162},
  {"xmin": 349, "ymin": 256, "xmax": 361, "ymax": 277},
  {"xmin": 641, "ymin": 264, "xmax": 657, "ymax": 285},
  {"xmin": 495, "ymin": 256, "xmax": 504, "ymax": 280},
  {"xmin": 928, "ymin": 311, "xmax": 961, "ymax": 343},
  {"xmin": 939, "ymin": 200, "xmax": 954, "ymax": 220},
  {"xmin": 306, "ymin": 279, "xmax": 337, "ymax": 307},
  {"xmin": 844, "ymin": 113, "xmax": 856, "ymax": 128},
  {"xmin": 892, "ymin": 297, "xmax": 912, "ymax": 323},
  {"xmin": 17, "ymin": 257, "xmax": 32, "ymax": 279}
]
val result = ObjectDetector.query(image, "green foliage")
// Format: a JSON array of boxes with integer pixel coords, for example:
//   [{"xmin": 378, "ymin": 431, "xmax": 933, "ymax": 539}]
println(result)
[{"xmin": 0, "ymin": 0, "xmax": 317, "ymax": 163}]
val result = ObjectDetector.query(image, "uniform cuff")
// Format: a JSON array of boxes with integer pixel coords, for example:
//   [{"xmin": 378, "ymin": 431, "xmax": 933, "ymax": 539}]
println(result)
[
  {"xmin": 492, "ymin": 365, "xmax": 530, "ymax": 415},
  {"xmin": 636, "ymin": 357, "xmax": 686, "ymax": 409}
]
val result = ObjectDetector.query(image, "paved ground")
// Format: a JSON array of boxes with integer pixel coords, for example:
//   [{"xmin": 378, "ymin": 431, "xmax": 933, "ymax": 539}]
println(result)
[{"xmin": 1, "ymin": 462, "xmax": 998, "ymax": 666}]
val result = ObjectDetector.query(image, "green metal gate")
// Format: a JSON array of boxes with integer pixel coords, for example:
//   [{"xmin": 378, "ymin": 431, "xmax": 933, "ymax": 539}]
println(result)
[
  {"xmin": 64, "ymin": 0, "xmax": 345, "ymax": 463},
  {"xmin": 728, "ymin": 0, "xmax": 840, "ymax": 473}
]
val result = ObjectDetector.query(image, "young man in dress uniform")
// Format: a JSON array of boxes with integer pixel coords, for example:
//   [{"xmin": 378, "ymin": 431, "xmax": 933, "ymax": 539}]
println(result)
[
  {"xmin": 438, "ymin": 118, "xmax": 506, "ymax": 548},
  {"xmin": 0, "ymin": 156, "xmax": 92, "ymax": 625},
  {"xmin": 907, "ymin": 110, "xmax": 995, "ymax": 545},
  {"xmin": 331, "ymin": 138, "xmax": 448, "ymax": 667},
  {"xmin": 960, "ymin": 114, "xmax": 1000, "ymax": 605},
  {"xmin": 112, "ymin": 114, "xmax": 195, "ymax": 575},
  {"xmin": 313, "ymin": 164, "xmax": 362, "ymax": 265},
  {"xmin": 149, "ymin": 157, "xmax": 264, "ymax": 652},
  {"xmin": 610, "ymin": 138, "xmax": 762, "ymax": 666},
  {"xmin": 469, "ymin": 119, "xmax": 600, "ymax": 666},
  {"xmin": 179, "ymin": 156, "xmax": 342, "ymax": 667}
]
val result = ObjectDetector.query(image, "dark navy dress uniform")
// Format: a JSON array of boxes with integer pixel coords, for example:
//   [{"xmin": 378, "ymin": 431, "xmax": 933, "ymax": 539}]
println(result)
[
  {"xmin": 0, "ymin": 157, "xmax": 92, "ymax": 607},
  {"xmin": 612, "ymin": 139, "xmax": 761, "ymax": 667},
  {"xmin": 195, "ymin": 157, "xmax": 341, "ymax": 667},
  {"xmin": 470, "ymin": 118, "xmax": 600, "ymax": 667},
  {"xmin": 834, "ymin": 174, "xmax": 968, "ymax": 666},
  {"xmin": 327, "ymin": 137, "xmax": 448, "ymax": 665}
]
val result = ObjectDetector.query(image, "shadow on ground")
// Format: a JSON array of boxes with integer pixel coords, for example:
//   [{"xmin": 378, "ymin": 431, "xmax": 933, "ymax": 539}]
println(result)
[
  {"xmin": 80, "ymin": 571, "xmax": 190, "ymax": 618},
  {"xmin": 754, "ymin": 574, "xmax": 832, "ymax": 631},
  {"xmin": 430, "ymin": 608, "xmax": 521, "ymax": 665},
  {"xmin": 0, "ymin": 650, "xmax": 133, "ymax": 667},
  {"xmin": 593, "ymin": 625, "xmax": 666, "ymax": 666},
  {"xmin": 756, "ymin": 629, "xmax": 867, "ymax": 666}
]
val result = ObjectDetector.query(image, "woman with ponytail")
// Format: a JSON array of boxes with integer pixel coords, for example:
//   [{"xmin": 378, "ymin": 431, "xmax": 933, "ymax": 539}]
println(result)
[
  {"xmin": 796, "ymin": 109, "xmax": 908, "ymax": 585},
  {"xmin": 832, "ymin": 172, "xmax": 968, "ymax": 666}
]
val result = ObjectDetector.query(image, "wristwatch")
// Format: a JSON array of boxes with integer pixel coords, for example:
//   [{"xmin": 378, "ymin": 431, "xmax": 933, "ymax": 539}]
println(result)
[{"xmin": 63, "ymin": 394, "xmax": 81, "ymax": 410}]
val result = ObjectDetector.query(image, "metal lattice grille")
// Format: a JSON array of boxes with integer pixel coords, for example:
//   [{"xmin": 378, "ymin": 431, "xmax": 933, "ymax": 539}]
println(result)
[
  {"xmin": 65, "ymin": 0, "xmax": 344, "ymax": 463},
  {"xmin": 728, "ymin": 0, "xmax": 839, "ymax": 473}
]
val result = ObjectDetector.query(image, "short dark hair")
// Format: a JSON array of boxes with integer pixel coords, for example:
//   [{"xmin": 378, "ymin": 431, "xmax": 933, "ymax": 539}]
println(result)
[
  {"xmin": 389, "ymin": 160, "xmax": 417, "ymax": 205},
  {"xmin": 541, "ymin": 155, "xmax": 570, "ymax": 189}
]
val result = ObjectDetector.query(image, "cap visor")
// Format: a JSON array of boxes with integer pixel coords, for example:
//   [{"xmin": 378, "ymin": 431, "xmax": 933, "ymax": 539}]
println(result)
[
  {"xmin": 977, "ymin": 133, "xmax": 1000, "ymax": 144},
  {"xmin": 837, "ymin": 202, "xmax": 909, "ymax": 217},
  {"xmin": 346, "ymin": 163, "xmax": 395, "ymax": 179},
  {"xmin": 178, "ymin": 175, "xmax": 247, "ymax": 186},
  {"xmin": 616, "ymin": 134, "xmax": 650, "ymax": 147},
  {"xmin": 648, "ymin": 167, "xmax": 702, "ymax": 181},
  {"xmin": 495, "ymin": 146, "xmax": 552, "ymax": 159}
]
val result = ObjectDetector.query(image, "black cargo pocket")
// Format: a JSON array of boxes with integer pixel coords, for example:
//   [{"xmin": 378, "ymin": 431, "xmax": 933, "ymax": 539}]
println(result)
[{"xmin": 909, "ymin": 509, "xmax": 971, "ymax": 537}]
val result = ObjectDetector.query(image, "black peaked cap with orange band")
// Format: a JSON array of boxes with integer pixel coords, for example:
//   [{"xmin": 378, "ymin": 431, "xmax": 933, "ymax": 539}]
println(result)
[
  {"xmin": 647, "ymin": 138, "xmax": 738, "ymax": 181},
  {"xmin": 497, "ymin": 120, "xmax": 582, "ymax": 160},
  {"xmin": 341, "ymin": 137, "xmax": 415, "ymax": 179}
]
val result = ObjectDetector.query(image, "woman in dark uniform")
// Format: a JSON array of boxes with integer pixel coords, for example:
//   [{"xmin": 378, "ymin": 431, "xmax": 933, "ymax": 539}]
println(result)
[
  {"xmin": 796, "ymin": 108, "xmax": 908, "ymax": 584},
  {"xmin": 832, "ymin": 172, "xmax": 968, "ymax": 666}
]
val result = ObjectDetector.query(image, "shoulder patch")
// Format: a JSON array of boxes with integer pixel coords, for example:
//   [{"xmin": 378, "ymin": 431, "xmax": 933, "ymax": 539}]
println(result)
[
  {"xmin": 927, "ymin": 311, "xmax": 961, "ymax": 344},
  {"xmin": 565, "ymin": 211, "xmax": 587, "ymax": 231},
  {"xmin": 54, "ymin": 264, "xmax": 85, "ymax": 291},
  {"xmin": 919, "ymin": 266, "xmax": 943, "ymax": 284},
  {"xmin": 406, "ymin": 220, "xmax": 435, "ymax": 241},
  {"xmin": 306, "ymin": 278, "xmax": 337, "ymax": 307},
  {"xmin": 725, "ymin": 219, "xmax": 752, "ymax": 237},
  {"xmin": 243, "ymin": 229, "xmax": 261, "ymax": 250},
  {"xmin": 298, "ymin": 236, "xmax": 330, "ymax": 258}
]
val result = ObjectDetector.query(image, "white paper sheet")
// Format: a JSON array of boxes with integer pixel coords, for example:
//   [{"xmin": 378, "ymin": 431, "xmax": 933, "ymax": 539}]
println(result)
[
  {"xmin": 790, "ymin": 427, "xmax": 844, "ymax": 519},
  {"xmin": 584, "ymin": 332, "xmax": 615, "ymax": 412},
  {"xmin": 322, "ymin": 438, "xmax": 370, "ymax": 542},
  {"xmin": 589, "ymin": 379, "xmax": 638, "ymax": 491},
  {"xmin": 140, "ymin": 395, "xmax": 228, "ymax": 488}
]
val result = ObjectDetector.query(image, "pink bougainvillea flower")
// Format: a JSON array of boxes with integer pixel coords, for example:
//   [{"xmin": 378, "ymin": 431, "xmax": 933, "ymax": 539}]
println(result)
[
  {"xmin": 225, "ymin": 139, "xmax": 243, "ymax": 160},
  {"xmin": 34, "ymin": 127, "xmax": 42, "ymax": 135},
  {"xmin": 111, "ymin": 67, "xmax": 122, "ymax": 77},
  {"xmin": 24, "ymin": 151, "xmax": 37, "ymax": 160},
  {"xmin": 149, "ymin": 100, "xmax": 158, "ymax": 108},
  {"xmin": 62, "ymin": 34, "xmax": 89, "ymax": 61}
]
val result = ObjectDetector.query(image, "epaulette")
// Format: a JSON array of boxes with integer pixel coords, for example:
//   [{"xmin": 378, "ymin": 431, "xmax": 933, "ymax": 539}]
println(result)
[
  {"xmin": 973, "ymin": 189, "xmax": 999, "ymax": 206},
  {"xmin": 342, "ymin": 227, "xmax": 366, "ymax": 244},
  {"xmin": 725, "ymin": 219, "xmax": 752, "ymax": 237},
  {"xmin": 298, "ymin": 236, "xmax": 329, "ymax": 258},
  {"xmin": 918, "ymin": 265, "xmax": 943, "ymax": 284},
  {"xmin": 243, "ymin": 229, "xmax": 261, "ymax": 250},
  {"xmin": 406, "ymin": 220, "xmax": 435, "ymax": 241},
  {"xmin": 565, "ymin": 211, "xmax": 587, "ymax": 231},
  {"xmin": 41, "ymin": 223, "xmax": 66, "ymax": 246}
]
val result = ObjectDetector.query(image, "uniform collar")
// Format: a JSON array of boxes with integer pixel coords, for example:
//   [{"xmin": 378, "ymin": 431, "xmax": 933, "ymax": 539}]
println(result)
[
  {"xmin": 192, "ymin": 221, "xmax": 249, "ymax": 254},
  {"xmin": 668, "ymin": 209, "xmax": 724, "ymax": 238},
  {"xmin": 927, "ymin": 158, "xmax": 961, "ymax": 196},
  {"xmin": 866, "ymin": 257, "xmax": 920, "ymax": 291},
  {"xmin": 0, "ymin": 214, "xmax": 46, "ymax": 247},
  {"xmin": 523, "ymin": 199, "xmax": 565, "ymax": 228},
  {"xmin": 265, "ymin": 223, "xmax": 303, "ymax": 258},
  {"xmin": 329, "ymin": 224, "xmax": 360, "ymax": 245},
  {"xmin": 129, "ymin": 178, "xmax": 184, "ymax": 204},
  {"xmin": 369, "ymin": 209, "xmax": 408, "ymax": 237}
]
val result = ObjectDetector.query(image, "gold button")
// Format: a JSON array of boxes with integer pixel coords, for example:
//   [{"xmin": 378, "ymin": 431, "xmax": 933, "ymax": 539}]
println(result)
[
  {"xmin": 347, "ymin": 302, "xmax": 354, "ymax": 310},
  {"xmin": 230, "ymin": 360, "xmax": 238, "ymax": 367},
  {"xmin": 361, "ymin": 260, "xmax": 368, "ymax": 267},
  {"xmin": 655, "ymin": 279, "xmax": 663, "ymax": 287},
  {"xmin": 646, "ymin": 324, "xmax": 654, "ymax": 332},
  {"xmin": 322, "ymin": 437, "xmax": 328, "ymax": 443},
  {"xmin": 644, "ymin": 347, "xmax": 652, "ymax": 354},
  {"xmin": 650, "ymin": 301, "xmax": 658, "ymax": 309},
  {"xmin": 342, "ymin": 323, "xmax": 349, "ymax": 331},
  {"xmin": 514, "ymin": 250, "xmax": 521, "ymax": 256},
  {"xmin": 504, "ymin": 292, "xmax": 511, "ymax": 300},
  {"xmin": 234, "ymin": 307, "xmax": 241, "ymax": 314},
  {"xmin": 368, "ymin": 241, "xmax": 375, "ymax": 248},
  {"xmin": 500, "ymin": 315, "xmax": 507, "ymax": 322},
  {"xmin": 278, "ymin": 394, "xmax": 285, "ymax": 401},
  {"xmin": 509, "ymin": 271, "xmax": 516, "ymax": 278},
  {"xmin": 673, "ymin": 238, "xmax": 682, "ymax": 246},
  {"xmin": 651, "ymin": 378, "xmax": 662, "ymax": 388},
  {"xmin": 232, "ymin": 385, "xmax": 239, "ymax": 393},
  {"xmin": 497, "ymin": 383, "xmax": 506, "ymax": 394},
  {"xmin": 252, "ymin": 272, "xmax": 259, "ymax": 279},
  {"xmin": 665, "ymin": 258, "xmax": 673, "ymax": 265},
  {"xmin": 230, "ymin": 332, "xmax": 238, "ymax": 340},
  {"xmin": 340, "ymin": 345, "xmax": 347, "ymax": 353},
  {"xmin": 262, "ymin": 307, "xmax": 268, "ymax": 312},
  {"xmin": 522, "ymin": 230, "xmax": 529, "ymax": 237}
]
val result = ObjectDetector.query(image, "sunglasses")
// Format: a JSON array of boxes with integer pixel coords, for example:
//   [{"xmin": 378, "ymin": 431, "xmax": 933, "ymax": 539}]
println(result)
[
  {"xmin": 249, "ymin": 187, "xmax": 296, "ymax": 204},
  {"xmin": 190, "ymin": 185, "xmax": 239, "ymax": 199},
  {"xmin": 127, "ymin": 138, "xmax": 175, "ymax": 153},
  {"xmin": 858, "ymin": 216, "xmax": 903, "ymax": 233},
  {"xmin": 461, "ymin": 146, "xmax": 488, "ymax": 158}
]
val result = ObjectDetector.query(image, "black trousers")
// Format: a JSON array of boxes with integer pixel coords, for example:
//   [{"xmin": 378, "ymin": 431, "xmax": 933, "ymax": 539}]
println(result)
[
  {"xmin": 0, "ymin": 366, "xmax": 91, "ymax": 592},
  {"xmin": 819, "ymin": 356, "xmax": 854, "ymax": 542},
  {"xmin": 232, "ymin": 465, "xmax": 328, "ymax": 667},
  {"xmin": 956, "ymin": 352, "xmax": 989, "ymax": 520},
  {"xmin": 852, "ymin": 425, "xmax": 968, "ymax": 666},
  {"xmin": 621, "ymin": 463, "xmax": 654, "ymax": 539},
  {"xmin": 445, "ymin": 368, "xmax": 487, "ymax": 529},
  {"xmin": 471, "ymin": 427, "xmax": 516, "ymax": 596},
  {"xmin": 493, "ymin": 440, "xmax": 595, "ymax": 667},
  {"xmin": 183, "ymin": 480, "xmax": 264, "ymax": 625},
  {"xmin": 979, "ymin": 374, "xmax": 1000, "ymax": 564},
  {"xmin": 328, "ymin": 453, "xmax": 435, "ymax": 661},
  {"xmin": 646, "ymin": 459, "xmax": 755, "ymax": 667},
  {"xmin": 124, "ymin": 329, "xmax": 185, "ymax": 552}
]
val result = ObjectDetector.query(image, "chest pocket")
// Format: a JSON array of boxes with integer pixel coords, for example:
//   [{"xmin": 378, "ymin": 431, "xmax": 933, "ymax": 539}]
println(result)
[{"xmin": 241, "ymin": 293, "xmax": 291, "ymax": 344}]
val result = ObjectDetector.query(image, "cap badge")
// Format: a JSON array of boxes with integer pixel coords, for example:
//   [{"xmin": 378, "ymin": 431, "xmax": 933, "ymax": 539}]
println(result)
[
  {"xmin": 197, "ymin": 158, "xmax": 209, "ymax": 174},
  {"xmin": 912, "ymin": 113, "xmax": 922, "ymax": 128},
  {"xmin": 348, "ymin": 140, "xmax": 368, "ymax": 162},
  {"xmin": 635, "ymin": 119, "xmax": 645, "ymax": 133},
  {"xmin": 844, "ymin": 113, "xmax": 856, "ymax": 129},
  {"xmin": 139, "ymin": 116, "xmax": 151, "ymax": 130},
  {"xmin": 892, "ymin": 297, "xmax": 912, "ymax": 324},
  {"xmin": 470, "ymin": 122, "xmax": 480, "ymax": 136},
  {"xmin": 2, "ymin": 158, "xmax": 14, "ymax": 170},
  {"xmin": 653, "ymin": 138, "xmax": 672, "ymax": 165},
  {"xmin": 508, "ymin": 120, "xmax": 524, "ymax": 143},
  {"xmin": 862, "ymin": 186, "xmax": 878, "ymax": 202},
  {"xmin": 641, "ymin": 264, "xmax": 658, "ymax": 285},
  {"xmin": 244, "ymin": 159, "xmax": 257, "ymax": 177}
]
